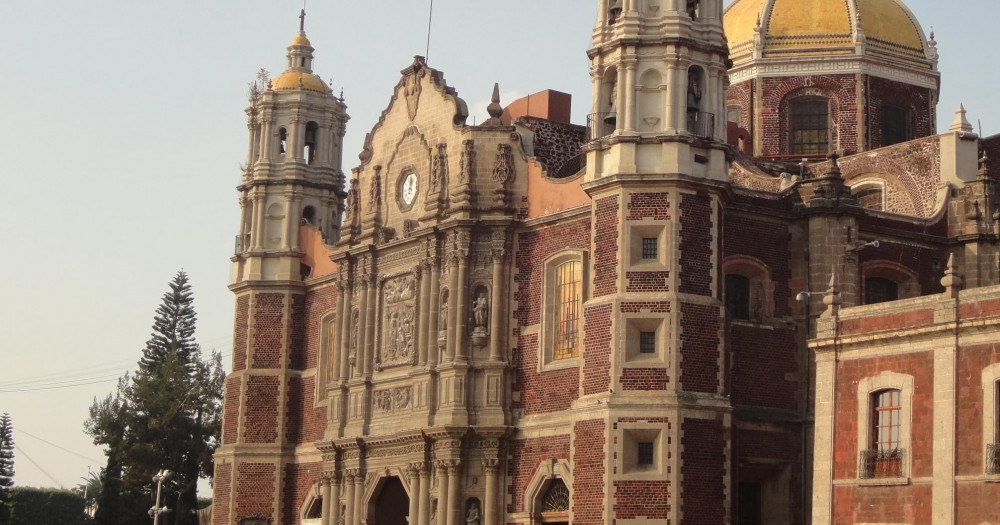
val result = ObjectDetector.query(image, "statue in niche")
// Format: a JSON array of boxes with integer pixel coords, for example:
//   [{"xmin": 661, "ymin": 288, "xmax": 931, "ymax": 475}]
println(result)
[
  {"xmin": 465, "ymin": 500, "xmax": 481, "ymax": 525},
  {"xmin": 440, "ymin": 291, "xmax": 449, "ymax": 330},
  {"xmin": 473, "ymin": 291, "xmax": 488, "ymax": 331},
  {"xmin": 431, "ymin": 143, "xmax": 448, "ymax": 191},
  {"xmin": 687, "ymin": 73, "xmax": 702, "ymax": 112},
  {"xmin": 369, "ymin": 167, "xmax": 382, "ymax": 207},
  {"xmin": 429, "ymin": 500, "xmax": 438, "ymax": 524},
  {"xmin": 686, "ymin": 0, "xmax": 699, "ymax": 19}
]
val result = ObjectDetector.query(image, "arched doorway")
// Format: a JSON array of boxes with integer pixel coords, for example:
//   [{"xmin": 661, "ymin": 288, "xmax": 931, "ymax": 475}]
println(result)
[{"xmin": 372, "ymin": 476, "xmax": 409, "ymax": 525}]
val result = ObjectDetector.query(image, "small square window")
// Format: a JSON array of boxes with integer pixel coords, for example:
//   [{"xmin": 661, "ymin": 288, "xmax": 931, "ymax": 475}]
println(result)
[
  {"xmin": 641, "ymin": 238, "xmax": 658, "ymax": 260},
  {"xmin": 637, "ymin": 442, "xmax": 654, "ymax": 466},
  {"xmin": 639, "ymin": 331, "xmax": 656, "ymax": 354}
]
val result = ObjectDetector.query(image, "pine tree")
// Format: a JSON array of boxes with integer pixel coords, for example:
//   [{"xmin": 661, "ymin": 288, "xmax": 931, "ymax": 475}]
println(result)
[
  {"xmin": 85, "ymin": 271, "xmax": 224, "ymax": 525},
  {"xmin": 0, "ymin": 413, "xmax": 15, "ymax": 525}
]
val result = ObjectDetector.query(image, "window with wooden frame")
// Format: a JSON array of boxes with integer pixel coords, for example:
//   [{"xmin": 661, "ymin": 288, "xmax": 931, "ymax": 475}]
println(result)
[
  {"xmin": 881, "ymin": 105, "xmax": 911, "ymax": 147},
  {"xmin": 553, "ymin": 260, "xmax": 582, "ymax": 360},
  {"xmin": 860, "ymin": 389, "xmax": 904, "ymax": 478},
  {"xmin": 789, "ymin": 97, "xmax": 830, "ymax": 155}
]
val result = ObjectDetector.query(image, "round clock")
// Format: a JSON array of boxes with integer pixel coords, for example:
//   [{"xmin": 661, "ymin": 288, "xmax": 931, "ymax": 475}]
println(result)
[{"xmin": 400, "ymin": 172, "xmax": 418, "ymax": 207}]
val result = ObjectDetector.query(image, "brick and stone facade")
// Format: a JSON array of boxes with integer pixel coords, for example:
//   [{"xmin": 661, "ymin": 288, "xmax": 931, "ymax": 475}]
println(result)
[{"xmin": 211, "ymin": 1, "xmax": 1000, "ymax": 524}]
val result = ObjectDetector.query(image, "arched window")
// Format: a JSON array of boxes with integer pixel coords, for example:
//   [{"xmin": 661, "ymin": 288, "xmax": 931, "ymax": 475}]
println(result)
[
  {"xmin": 278, "ymin": 127, "xmax": 288, "ymax": 156},
  {"xmin": 541, "ymin": 479, "xmax": 570, "ymax": 522},
  {"xmin": 723, "ymin": 256, "xmax": 774, "ymax": 323},
  {"xmin": 861, "ymin": 261, "xmax": 919, "ymax": 304},
  {"xmin": 861, "ymin": 389, "xmax": 904, "ymax": 478},
  {"xmin": 881, "ymin": 105, "xmax": 911, "ymax": 147},
  {"xmin": 789, "ymin": 98, "xmax": 830, "ymax": 155},
  {"xmin": 864, "ymin": 277, "xmax": 899, "ymax": 305},
  {"xmin": 608, "ymin": 0, "xmax": 623, "ymax": 24},
  {"xmin": 686, "ymin": 67, "xmax": 708, "ymax": 136},
  {"xmin": 304, "ymin": 121, "xmax": 319, "ymax": 164},
  {"xmin": 725, "ymin": 274, "xmax": 751, "ymax": 321},
  {"xmin": 685, "ymin": 0, "xmax": 700, "ymax": 19},
  {"xmin": 553, "ymin": 260, "xmax": 582, "ymax": 360},
  {"xmin": 302, "ymin": 205, "xmax": 317, "ymax": 226},
  {"xmin": 853, "ymin": 184, "xmax": 884, "ymax": 211}
]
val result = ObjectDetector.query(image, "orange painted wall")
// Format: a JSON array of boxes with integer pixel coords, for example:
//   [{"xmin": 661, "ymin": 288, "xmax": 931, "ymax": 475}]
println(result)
[
  {"xmin": 502, "ymin": 90, "xmax": 573, "ymax": 125},
  {"xmin": 298, "ymin": 225, "xmax": 338, "ymax": 279},
  {"xmin": 525, "ymin": 159, "xmax": 591, "ymax": 219}
]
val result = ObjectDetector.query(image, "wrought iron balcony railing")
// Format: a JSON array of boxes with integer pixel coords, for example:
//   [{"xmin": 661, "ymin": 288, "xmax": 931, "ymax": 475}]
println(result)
[
  {"xmin": 687, "ymin": 111, "xmax": 716, "ymax": 139},
  {"xmin": 859, "ymin": 448, "xmax": 905, "ymax": 479},
  {"xmin": 988, "ymin": 443, "xmax": 1000, "ymax": 475},
  {"xmin": 587, "ymin": 112, "xmax": 617, "ymax": 141}
]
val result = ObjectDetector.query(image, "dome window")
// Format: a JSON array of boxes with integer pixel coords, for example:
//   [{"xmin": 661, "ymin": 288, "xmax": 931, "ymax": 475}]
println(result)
[
  {"xmin": 789, "ymin": 98, "xmax": 830, "ymax": 155},
  {"xmin": 304, "ymin": 121, "xmax": 319, "ymax": 164},
  {"xmin": 302, "ymin": 205, "xmax": 316, "ymax": 225}
]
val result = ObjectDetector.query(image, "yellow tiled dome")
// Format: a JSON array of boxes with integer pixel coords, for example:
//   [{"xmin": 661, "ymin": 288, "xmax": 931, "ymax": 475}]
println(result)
[
  {"xmin": 271, "ymin": 71, "xmax": 329, "ymax": 93},
  {"xmin": 290, "ymin": 33, "xmax": 311, "ymax": 47},
  {"xmin": 724, "ymin": 0, "xmax": 929, "ymax": 64}
]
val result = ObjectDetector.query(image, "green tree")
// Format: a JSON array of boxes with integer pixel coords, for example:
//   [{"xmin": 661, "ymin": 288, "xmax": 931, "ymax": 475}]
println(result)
[
  {"xmin": 85, "ymin": 271, "xmax": 224, "ymax": 525},
  {"xmin": 0, "ymin": 413, "xmax": 14, "ymax": 525}
]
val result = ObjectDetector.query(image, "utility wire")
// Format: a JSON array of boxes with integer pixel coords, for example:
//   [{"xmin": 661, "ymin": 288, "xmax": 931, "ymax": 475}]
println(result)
[
  {"xmin": 13, "ymin": 427, "xmax": 102, "ymax": 463},
  {"xmin": 14, "ymin": 442, "xmax": 64, "ymax": 488}
]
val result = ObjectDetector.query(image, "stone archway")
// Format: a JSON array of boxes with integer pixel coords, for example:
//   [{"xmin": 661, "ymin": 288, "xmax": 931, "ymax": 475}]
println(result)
[{"xmin": 371, "ymin": 476, "xmax": 409, "ymax": 525}]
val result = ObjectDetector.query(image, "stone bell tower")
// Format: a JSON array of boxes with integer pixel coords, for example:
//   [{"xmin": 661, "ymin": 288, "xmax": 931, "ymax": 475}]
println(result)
[
  {"xmin": 232, "ymin": 10, "xmax": 349, "ymax": 283},
  {"xmin": 214, "ymin": 12, "xmax": 349, "ymax": 525},
  {"xmin": 576, "ymin": 0, "xmax": 733, "ymax": 523}
]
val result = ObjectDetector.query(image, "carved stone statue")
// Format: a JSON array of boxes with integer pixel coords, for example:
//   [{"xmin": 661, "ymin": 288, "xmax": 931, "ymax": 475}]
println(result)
[
  {"xmin": 465, "ymin": 500, "xmax": 481, "ymax": 525},
  {"xmin": 687, "ymin": 74, "xmax": 702, "ymax": 111},
  {"xmin": 473, "ymin": 292, "xmax": 488, "ymax": 329}
]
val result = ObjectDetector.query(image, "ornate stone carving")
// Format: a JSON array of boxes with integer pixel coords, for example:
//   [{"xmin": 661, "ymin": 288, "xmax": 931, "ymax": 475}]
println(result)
[
  {"xmin": 372, "ymin": 386, "xmax": 412, "ymax": 414},
  {"xmin": 481, "ymin": 458, "xmax": 499, "ymax": 475},
  {"xmin": 431, "ymin": 143, "xmax": 448, "ymax": 192},
  {"xmin": 369, "ymin": 166, "xmax": 382, "ymax": 208},
  {"xmin": 404, "ymin": 69, "xmax": 424, "ymax": 120},
  {"xmin": 459, "ymin": 140, "xmax": 475, "ymax": 183},
  {"xmin": 377, "ymin": 275, "xmax": 417, "ymax": 369},
  {"xmin": 492, "ymin": 143, "xmax": 515, "ymax": 184}
]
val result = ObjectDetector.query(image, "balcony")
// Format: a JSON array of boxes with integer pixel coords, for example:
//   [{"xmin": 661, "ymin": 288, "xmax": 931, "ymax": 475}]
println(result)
[
  {"xmin": 587, "ymin": 112, "xmax": 617, "ymax": 141},
  {"xmin": 859, "ymin": 448, "xmax": 905, "ymax": 479},
  {"xmin": 686, "ymin": 111, "xmax": 715, "ymax": 139},
  {"xmin": 988, "ymin": 443, "xmax": 1000, "ymax": 475}
]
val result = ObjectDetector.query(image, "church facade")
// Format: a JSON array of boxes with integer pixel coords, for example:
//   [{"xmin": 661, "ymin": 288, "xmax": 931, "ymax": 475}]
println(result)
[{"xmin": 211, "ymin": 1, "xmax": 1000, "ymax": 524}]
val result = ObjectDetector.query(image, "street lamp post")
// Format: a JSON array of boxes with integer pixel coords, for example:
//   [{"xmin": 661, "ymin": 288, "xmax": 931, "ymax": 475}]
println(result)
[{"xmin": 149, "ymin": 469, "xmax": 173, "ymax": 525}]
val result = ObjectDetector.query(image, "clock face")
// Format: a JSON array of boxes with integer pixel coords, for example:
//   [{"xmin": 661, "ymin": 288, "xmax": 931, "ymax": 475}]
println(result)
[{"xmin": 401, "ymin": 172, "xmax": 418, "ymax": 207}]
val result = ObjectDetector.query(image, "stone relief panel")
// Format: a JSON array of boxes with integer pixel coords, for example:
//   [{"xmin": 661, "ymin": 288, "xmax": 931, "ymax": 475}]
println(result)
[
  {"xmin": 377, "ymin": 275, "xmax": 417, "ymax": 370},
  {"xmin": 373, "ymin": 386, "xmax": 412, "ymax": 414}
]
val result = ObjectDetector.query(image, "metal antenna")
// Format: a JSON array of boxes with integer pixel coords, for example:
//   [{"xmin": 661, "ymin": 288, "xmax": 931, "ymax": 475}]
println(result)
[{"xmin": 425, "ymin": 0, "xmax": 435, "ymax": 63}]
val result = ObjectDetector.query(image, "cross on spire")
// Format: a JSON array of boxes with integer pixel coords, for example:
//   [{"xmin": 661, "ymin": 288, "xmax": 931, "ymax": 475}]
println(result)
[{"xmin": 299, "ymin": 8, "xmax": 306, "ymax": 33}]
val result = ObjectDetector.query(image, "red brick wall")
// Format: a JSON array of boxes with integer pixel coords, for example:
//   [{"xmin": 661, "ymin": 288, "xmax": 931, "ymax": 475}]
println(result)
[
  {"xmin": 244, "ymin": 376, "xmax": 281, "ymax": 444},
  {"xmin": 626, "ymin": 192, "xmax": 670, "ymax": 221},
  {"xmin": 289, "ymin": 294, "xmax": 307, "ymax": 371},
  {"xmin": 839, "ymin": 309, "xmax": 934, "ymax": 336},
  {"xmin": 833, "ymin": 484, "xmax": 931, "ymax": 524},
  {"xmin": 285, "ymin": 375, "xmax": 326, "ymax": 444},
  {"xmin": 583, "ymin": 304, "xmax": 613, "ymax": 396},
  {"xmin": 572, "ymin": 419, "xmax": 606, "ymax": 525},
  {"xmin": 679, "ymin": 192, "xmax": 714, "ymax": 296},
  {"xmin": 734, "ymin": 426, "xmax": 803, "ymax": 519},
  {"xmin": 726, "ymin": 80, "xmax": 753, "ymax": 131},
  {"xmin": 236, "ymin": 462, "xmax": 277, "ymax": 522},
  {"xmin": 680, "ymin": 418, "xmax": 726, "ymax": 525},
  {"xmin": 759, "ymin": 74, "xmax": 857, "ymax": 156},
  {"xmin": 625, "ymin": 271, "xmax": 670, "ymax": 293},
  {"xmin": 511, "ymin": 218, "xmax": 590, "ymax": 415},
  {"xmin": 234, "ymin": 295, "xmax": 250, "ymax": 372},
  {"xmin": 857, "ymin": 238, "xmax": 946, "ymax": 297},
  {"xmin": 620, "ymin": 368, "xmax": 669, "ymax": 391},
  {"xmin": 722, "ymin": 215, "xmax": 792, "ymax": 317},
  {"xmin": 223, "ymin": 375, "xmax": 241, "ymax": 445},
  {"xmin": 614, "ymin": 480, "xmax": 670, "ymax": 519},
  {"xmin": 213, "ymin": 462, "xmax": 232, "ymax": 525},
  {"xmin": 866, "ymin": 77, "xmax": 934, "ymax": 150},
  {"xmin": 956, "ymin": 342, "xmax": 1000, "ymax": 476},
  {"xmin": 957, "ymin": 483, "xmax": 1000, "ymax": 524},
  {"xmin": 731, "ymin": 324, "xmax": 797, "ymax": 410},
  {"xmin": 254, "ymin": 293, "xmax": 286, "ymax": 369},
  {"xmin": 679, "ymin": 303, "xmax": 721, "ymax": 394},
  {"xmin": 303, "ymin": 284, "xmax": 338, "ymax": 370},
  {"xmin": 281, "ymin": 462, "xmax": 321, "ymax": 525},
  {"xmin": 593, "ymin": 196, "xmax": 620, "ymax": 297},
  {"xmin": 961, "ymin": 298, "xmax": 1000, "ymax": 321},
  {"xmin": 833, "ymin": 352, "xmax": 934, "ymax": 479},
  {"xmin": 506, "ymin": 435, "xmax": 571, "ymax": 514}
]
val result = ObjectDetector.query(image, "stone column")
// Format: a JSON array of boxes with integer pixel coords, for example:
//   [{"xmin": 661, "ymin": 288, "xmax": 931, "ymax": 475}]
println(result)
[
  {"xmin": 482, "ymin": 459, "xmax": 499, "ymax": 525},
  {"xmin": 664, "ymin": 61, "xmax": 679, "ymax": 132},
  {"xmin": 343, "ymin": 470, "xmax": 357, "ymax": 525},
  {"xmin": 353, "ymin": 472, "xmax": 365, "ymax": 525},
  {"xmin": 418, "ymin": 261, "xmax": 432, "ymax": 365},
  {"xmin": 252, "ymin": 193, "xmax": 266, "ymax": 250},
  {"xmin": 615, "ymin": 66, "xmax": 628, "ymax": 132},
  {"xmin": 446, "ymin": 461, "xmax": 462, "ymax": 525},
  {"xmin": 590, "ymin": 66, "xmax": 602, "ymax": 116},
  {"xmin": 320, "ymin": 475, "xmax": 332, "ymax": 525},
  {"xmin": 446, "ymin": 258, "xmax": 459, "ymax": 362},
  {"xmin": 407, "ymin": 464, "xmax": 422, "ymax": 525},
  {"xmin": 331, "ymin": 474, "xmax": 342, "ymax": 525},
  {"xmin": 436, "ymin": 462, "xmax": 450, "ymax": 525},
  {"xmin": 259, "ymin": 120, "xmax": 272, "ymax": 161},
  {"xmin": 286, "ymin": 194, "xmax": 302, "ymax": 251},
  {"xmin": 455, "ymin": 257, "xmax": 470, "ymax": 362},
  {"xmin": 289, "ymin": 118, "xmax": 303, "ymax": 163},
  {"xmin": 364, "ymin": 278, "xmax": 378, "ymax": 378},
  {"xmin": 331, "ymin": 282, "xmax": 345, "ymax": 384},
  {"xmin": 624, "ymin": 59, "xmax": 637, "ymax": 132},
  {"xmin": 427, "ymin": 258, "xmax": 441, "ymax": 367},
  {"xmin": 418, "ymin": 465, "xmax": 432, "ymax": 525},
  {"xmin": 811, "ymin": 355, "xmax": 836, "ymax": 525},
  {"xmin": 357, "ymin": 279, "xmax": 370, "ymax": 377},
  {"xmin": 489, "ymin": 238, "xmax": 506, "ymax": 361},
  {"xmin": 340, "ymin": 281, "xmax": 353, "ymax": 382}
]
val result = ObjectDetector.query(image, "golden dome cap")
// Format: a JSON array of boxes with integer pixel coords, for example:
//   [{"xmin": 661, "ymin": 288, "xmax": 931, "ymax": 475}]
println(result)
[
  {"xmin": 271, "ymin": 71, "xmax": 330, "ymax": 93},
  {"xmin": 290, "ymin": 33, "xmax": 312, "ymax": 47},
  {"xmin": 724, "ymin": 0, "xmax": 933, "ymax": 67}
]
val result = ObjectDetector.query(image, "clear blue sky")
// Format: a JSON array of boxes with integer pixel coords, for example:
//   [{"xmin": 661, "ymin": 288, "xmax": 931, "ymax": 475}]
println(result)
[{"xmin": 0, "ymin": 0, "xmax": 996, "ymax": 491}]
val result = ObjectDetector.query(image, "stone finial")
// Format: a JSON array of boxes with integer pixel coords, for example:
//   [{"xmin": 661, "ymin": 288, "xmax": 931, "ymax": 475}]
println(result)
[
  {"xmin": 979, "ymin": 150, "xmax": 991, "ymax": 179},
  {"xmin": 482, "ymin": 83, "xmax": 504, "ymax": 127},
  {"xmin": 821, "ymin": 273, "xmax": 842, "ymax": 319},
  {"xmin": 940, "ymin": 254, "xmax": 964, "ymax": 297},
  {"xmin": 827, "ymin": 151, "xmax": 841, "ymax": 177},
  {"xmin": 949, "ymin": 104, "xmax": 974, "ymax": 133}
]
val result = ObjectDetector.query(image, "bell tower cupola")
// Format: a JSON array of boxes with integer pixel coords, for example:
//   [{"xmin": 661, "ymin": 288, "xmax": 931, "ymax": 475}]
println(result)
[
  {"xmin": 585, "ymin": 0, "xmax": 730, "ymax": 181},
  {"xmin": 233, "ymin": 10, "xmax": 350, "ymax": 283}
]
